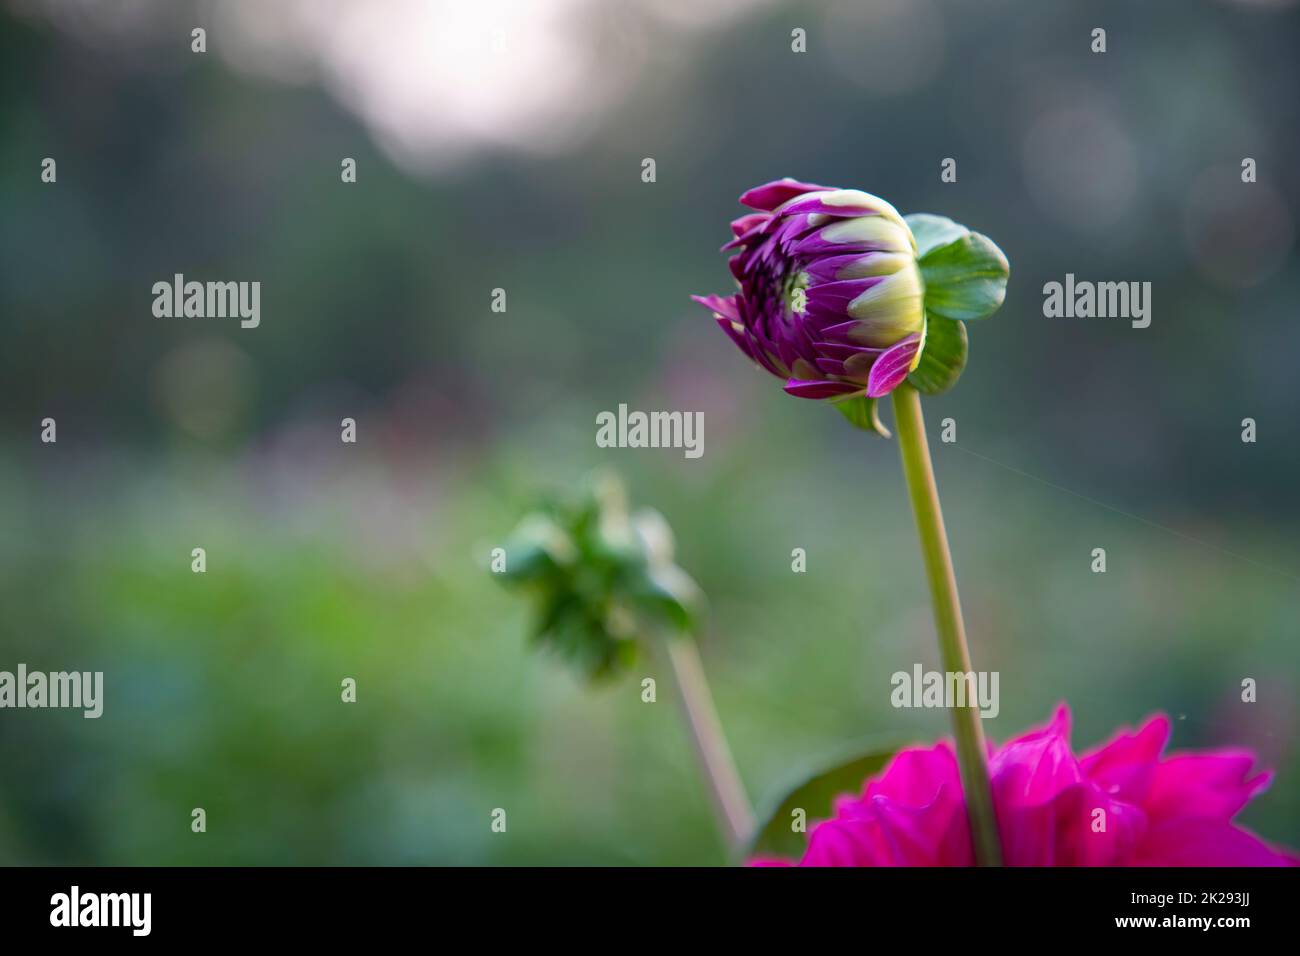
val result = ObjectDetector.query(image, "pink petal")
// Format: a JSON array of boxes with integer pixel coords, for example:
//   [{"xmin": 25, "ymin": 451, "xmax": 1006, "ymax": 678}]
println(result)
[
  {"xmin": 864, "ymin": 743, "xmax": 962, "ymax": 805},
  {"xmin": 739, "ymin": 178, "xmax": 831, "ymax": 212},
  {"xmin": 1079, "ymin": 714, "xmax": 1170, "ymax": 806},
  {"xmin": 1144, "ymin": 752, "xmax": 1273, "ymax": 823},
  {"xmin": 990, "ymin": 704, "xmax": 1083, "ymax": 806},
  {"xmin": 689, "ymin": 293, "xmax": 741, "ymax": 322},
  {"xmin": 1133, "ymin": 818, "xmax": 1300, "ymax": 866},
  {"xmin": 866, "ymin": 334, "xmax": 923, "ymax": 398},
  {"xmin": 783, "ymin": 378, "xmax": 861, "ymax": 400},
  {"xmin": 801, "ymin": 817, "xmax": 889, "ymax": 866}
]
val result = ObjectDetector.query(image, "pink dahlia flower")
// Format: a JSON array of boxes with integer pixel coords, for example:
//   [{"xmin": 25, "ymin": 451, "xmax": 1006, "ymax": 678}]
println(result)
[{"xmin": 759, "ymin": 705, "xmax": 1297, "ymax": 866}]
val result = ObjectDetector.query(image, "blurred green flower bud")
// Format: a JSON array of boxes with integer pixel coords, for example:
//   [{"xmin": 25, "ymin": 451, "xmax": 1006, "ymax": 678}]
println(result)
[{"xmin": 496, "ymin": 470, "xmax": 704, "ymax": 681}]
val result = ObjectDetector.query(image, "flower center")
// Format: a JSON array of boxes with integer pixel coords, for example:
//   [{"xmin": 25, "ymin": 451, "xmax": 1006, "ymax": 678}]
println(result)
[{"xmin": 782, "ymin": 269, "xmax": 810, "ymax": 316}]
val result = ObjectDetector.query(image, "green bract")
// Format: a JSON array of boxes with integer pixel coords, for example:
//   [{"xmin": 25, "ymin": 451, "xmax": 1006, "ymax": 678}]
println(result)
[{"xmin": 903, "ymin": 212, "xmax": 1010, "ymax": 398}]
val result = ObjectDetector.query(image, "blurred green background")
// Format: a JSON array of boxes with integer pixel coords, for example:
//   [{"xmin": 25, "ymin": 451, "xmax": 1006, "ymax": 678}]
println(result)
[{"xmin": 1, "ymin": 0, "xmax": 1297, "ymax": 864}]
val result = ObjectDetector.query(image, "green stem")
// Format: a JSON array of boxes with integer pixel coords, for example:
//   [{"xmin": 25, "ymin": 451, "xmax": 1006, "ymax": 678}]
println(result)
[
  {"xmin": 891, "ymin": 383, "xmax": 1003, "ymax": 866},
  {"xmin": 660, "ymin": 635, "xmax": 755, "ymax": 852}
]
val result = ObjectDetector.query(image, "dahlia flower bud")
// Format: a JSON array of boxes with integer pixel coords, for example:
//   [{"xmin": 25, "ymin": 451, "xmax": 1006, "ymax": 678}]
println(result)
[
  {"xmin": 693, "ymin": 178, "xmax": 1009, "ymax": 435},
  {"xmin": 495, "ymin": 471, "xmax": 703, "ymax": 680}
]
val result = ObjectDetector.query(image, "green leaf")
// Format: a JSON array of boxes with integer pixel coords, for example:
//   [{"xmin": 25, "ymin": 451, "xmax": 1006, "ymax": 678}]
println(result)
[
  {"xmin": 637, "ymin": 564, "xmax": 703, "ymax": 633},
  {"xmin": 908, "ymin": 314, "xmax": 968, "ymax": 395},
  {"xmin": 916, "ymin": 230, "xmax": 1009, "ymax": 322},
  {"xmin": 748, "ymin": 739, "xmax": 901, "ymax": 860},
  {"xmin": 905, "ymin": 213, "xmax": 968, "ymax": 258},
  {"xmin": 497, "ymin": 515, "xmax": 576, "ymax": 582},
  {"xmin": 631, "ymin": 508, "xmax": 677, "ymax": 566},
  {"xmin": 830, "ymin": 393, "xmax": 890, "ymax": 438}
]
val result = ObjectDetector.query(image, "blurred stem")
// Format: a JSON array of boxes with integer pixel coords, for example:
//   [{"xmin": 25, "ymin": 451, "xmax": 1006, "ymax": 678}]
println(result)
[
  {"xmin": 659, "ymin": 635, "xmax": 755, "ymax": 852},
  {"xmin": 891, "ymin": 383, "xmax": 1003, "ymax": 867}
]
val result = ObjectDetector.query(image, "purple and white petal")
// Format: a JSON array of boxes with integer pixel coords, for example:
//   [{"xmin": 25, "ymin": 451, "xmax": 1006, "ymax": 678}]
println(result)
[
  {"xmin": 867, "ymin": 334, "xmax": 923, "ymax": 398},
  {"xmin": 739, "ymin": 178, "xmax": 830, "ymax": 212},
  {"xmin": 784, "ymin": 378, "xmax": 862, "ymax": 400}
]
